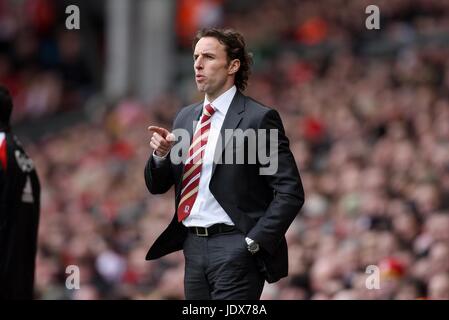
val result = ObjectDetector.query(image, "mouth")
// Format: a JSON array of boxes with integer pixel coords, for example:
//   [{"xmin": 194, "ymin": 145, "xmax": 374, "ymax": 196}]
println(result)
[{"xmin": 195, "ymin": 75, "xmax": 205, "ymax": 82}]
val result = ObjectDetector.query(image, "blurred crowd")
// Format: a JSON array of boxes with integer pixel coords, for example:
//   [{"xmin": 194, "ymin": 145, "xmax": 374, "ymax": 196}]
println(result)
[
  {"xmin": 5, "ymin": 0, "xmax": 449, "ymax": 300},
  {"xmin": 178, "ymin": 0, "xmax": 449, "ymax": 49},
  {"xmin": 0, "ymin": 0, "xmax": 99, "ymax": 122}
]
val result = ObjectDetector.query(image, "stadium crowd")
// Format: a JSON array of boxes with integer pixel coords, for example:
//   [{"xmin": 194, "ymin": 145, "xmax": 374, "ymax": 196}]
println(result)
[
  {"xmin": 2, "ymin": 0, "xmax": 449, "ymax": 299},
  {"xmin": 0, "ymin": 0, "xmax": 98, "ymax": 122}
]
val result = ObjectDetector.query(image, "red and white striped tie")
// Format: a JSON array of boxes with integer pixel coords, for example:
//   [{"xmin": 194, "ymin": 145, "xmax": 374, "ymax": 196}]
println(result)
[{"xmin": 177, "ymin": 104, "xmax": 216, "ymax": 222}]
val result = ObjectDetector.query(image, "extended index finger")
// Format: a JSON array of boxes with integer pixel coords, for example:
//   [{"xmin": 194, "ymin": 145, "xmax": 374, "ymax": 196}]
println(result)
[{"xmin": 148, "ymin": 126, "xmax": 169, "ymax": 138}]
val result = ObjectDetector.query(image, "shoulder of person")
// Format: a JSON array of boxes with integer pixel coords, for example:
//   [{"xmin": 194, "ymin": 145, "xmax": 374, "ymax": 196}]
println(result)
[
  {"xmin": 168, "ymin": 102, "xmax": 202, "ymax": 130},
  {"xmin": 175, "ymin": 102, "xmax": 202, "ymax": 119},
  {"xmin": 242, "ymin": 94, "xmax": 280, "ymax": 122}
]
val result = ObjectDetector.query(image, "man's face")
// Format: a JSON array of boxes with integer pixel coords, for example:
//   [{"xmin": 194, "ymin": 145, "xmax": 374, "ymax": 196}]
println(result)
[{"xmin": 193, "ymin": 37, "xmax": 237, "ymax": 100}]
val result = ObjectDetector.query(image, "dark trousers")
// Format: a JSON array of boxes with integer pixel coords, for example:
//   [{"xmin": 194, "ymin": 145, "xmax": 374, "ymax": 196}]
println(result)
[{"xmin": 183, "ymin": 229, "xmax": 265, "ymax": 300}]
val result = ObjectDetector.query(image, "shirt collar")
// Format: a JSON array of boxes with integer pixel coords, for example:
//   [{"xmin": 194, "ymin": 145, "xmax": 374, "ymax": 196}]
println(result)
[{"xmin": 203, "ymin": 85, "xmax": 237, "ymax": 115}]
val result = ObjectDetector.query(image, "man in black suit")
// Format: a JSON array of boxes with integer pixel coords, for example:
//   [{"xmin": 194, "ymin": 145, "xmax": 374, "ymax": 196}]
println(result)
[
  {"xmin": 0, "ymin": 86, "xmax": 41, "ymax": 299},
  {"xmin": 145, "ymin": 28, "xmax": 304, "ymax": 299}
]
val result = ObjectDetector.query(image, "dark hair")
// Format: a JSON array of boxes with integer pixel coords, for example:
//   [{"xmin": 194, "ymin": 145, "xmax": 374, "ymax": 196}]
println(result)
[
  {"xmin": 192, "ymin": 28, "xmax": 253, "ymax": 91},
  {"xmin": 0, "ymin": 85, "xmax": 13, "ymax": 128}
]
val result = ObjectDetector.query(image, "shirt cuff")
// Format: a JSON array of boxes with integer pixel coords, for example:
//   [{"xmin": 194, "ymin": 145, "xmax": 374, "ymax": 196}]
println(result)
[{"xmin": 152, "ymin": 151, "xmax": 168, "ymax": 166}]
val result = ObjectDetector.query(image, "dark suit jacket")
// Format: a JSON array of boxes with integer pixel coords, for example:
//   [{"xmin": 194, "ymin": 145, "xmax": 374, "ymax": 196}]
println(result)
[
  {"xmin": 0, "ymin": 131, "xmax": 40, "ymax": 299},
  {"xmin": 144, "ymin": 91, "xmax": 304, "ymax": 283}
]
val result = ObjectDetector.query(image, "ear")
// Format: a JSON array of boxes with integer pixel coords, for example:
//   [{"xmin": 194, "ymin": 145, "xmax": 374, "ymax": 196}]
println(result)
[{"xmin": 228, "ymin": 59, "xmax": 240, "ymax": 75}]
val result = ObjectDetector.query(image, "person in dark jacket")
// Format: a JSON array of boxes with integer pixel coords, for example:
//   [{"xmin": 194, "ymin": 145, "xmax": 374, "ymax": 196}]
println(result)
[
  {"xmin": 145, "ymin": 28, "xmax": 304, "ymax": 299},
  {"xmin": 0, "ymin": 85, "xmax": 41, "ymax": 299}
]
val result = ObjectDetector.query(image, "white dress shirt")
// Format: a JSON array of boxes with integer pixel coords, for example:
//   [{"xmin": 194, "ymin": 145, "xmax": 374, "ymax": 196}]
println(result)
[{"xmin": 153, "ymin": 85, "xmax": 237, "ymax": 227}]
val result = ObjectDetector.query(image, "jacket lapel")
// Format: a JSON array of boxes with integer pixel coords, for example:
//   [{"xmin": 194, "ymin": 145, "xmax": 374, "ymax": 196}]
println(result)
[
  {"xmin": 211, "ymin": 91, "xmax": 245, "ymax": 177},
  {"xmin": 184, "ymin": 102, "xmax": 203, "ymax": 145},
  {"xmin": 173, "ymin": 103, "xmax": 202, "ymax": 185}
]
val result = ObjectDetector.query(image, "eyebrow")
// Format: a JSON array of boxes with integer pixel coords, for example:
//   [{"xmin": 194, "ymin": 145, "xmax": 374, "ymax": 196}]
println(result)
[{"xmin": 193, "ymin": 52, "xmax": 216, "ymax": 58}]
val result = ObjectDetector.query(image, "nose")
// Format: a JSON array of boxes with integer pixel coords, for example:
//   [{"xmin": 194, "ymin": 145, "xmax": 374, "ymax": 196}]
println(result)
[{"xmin": 194, "ymin": 57, "xmax": 203, "ymax": 70}]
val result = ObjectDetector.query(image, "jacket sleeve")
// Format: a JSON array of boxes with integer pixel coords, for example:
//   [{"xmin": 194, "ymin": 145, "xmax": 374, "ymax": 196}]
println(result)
[
  {"xmin": 144, "ymin": 152, "xmax": 174, "ymax": 194},
  {"xmin": 247, "ymin": 109, "xmax": 305, "ymax": 255}
]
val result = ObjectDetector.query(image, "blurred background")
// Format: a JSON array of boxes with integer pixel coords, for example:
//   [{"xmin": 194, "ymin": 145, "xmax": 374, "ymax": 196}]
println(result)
[{"xmin": 1, "ymin": 0, "xmax": 449, "ymax": 299}]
